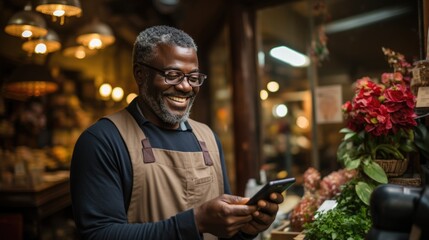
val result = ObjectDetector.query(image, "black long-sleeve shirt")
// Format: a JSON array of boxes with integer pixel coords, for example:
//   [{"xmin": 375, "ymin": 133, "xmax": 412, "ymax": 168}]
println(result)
[{"xmin": 70, "ymin": 100, "xmax": 254, "ymax": 239}]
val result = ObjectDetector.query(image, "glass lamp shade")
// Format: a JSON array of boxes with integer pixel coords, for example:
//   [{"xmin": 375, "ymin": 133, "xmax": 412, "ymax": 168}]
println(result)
[
  {"xmin": 62, "ymin": 38, "xmax": 97, "ymax": 59},
  {"xmin": 76, "ymin": 21, "xmax": 115, "ymax": 49},
  {"xmin": 3, "ymin": 64, "xmax": 58, "ymax": 98},
  {"xmin": 63, "ymin": 45, "xmax": 97, "ymax": 59},
  {"xmin": 22, "ymin": 29, "xmax": 61, "ymax": 54},
  {"xmin": 35, "ymin": 0, "xmax": 82, "ymax": 25},
  {"xmin": 153, "ymin": 0, "xmax": 180, "ymax": 14},
  {"xmin": 4, "ymin": 10, "xmax": 48, "ymax": 38}
]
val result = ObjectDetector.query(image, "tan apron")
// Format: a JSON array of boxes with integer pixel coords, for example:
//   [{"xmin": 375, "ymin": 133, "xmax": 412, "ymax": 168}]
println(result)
[{"xmin": 107, "ymin": 109, "xmax": 224, "ymax": 240}]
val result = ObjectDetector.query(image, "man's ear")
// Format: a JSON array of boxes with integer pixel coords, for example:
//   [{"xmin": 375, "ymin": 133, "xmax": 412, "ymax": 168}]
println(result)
[{"xmin": 134, "ymin": 64, "xmax": 143, "ymax": 85}]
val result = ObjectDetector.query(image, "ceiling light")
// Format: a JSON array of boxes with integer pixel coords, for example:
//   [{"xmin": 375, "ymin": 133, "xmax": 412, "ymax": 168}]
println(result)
[
  {"xmin": 273, "ymin": 104, "xmax": 288, "ymax": 118},
  {"xmin": 325, "ymin": 6, "xmax": 411, "ymax": 34},
  {"xmin": 126, "ymin": 93, "xmax": 138, "ymax": 104},
  {"xmin": 296, "ymin": 116, "xmax": 309, "ymax": 129},
  {"xmin": 99, "ymin": 83, "xmax": 112, "ymax": 98},
  {"xmin": 267, "ymin": 81, "xmax": 280, "ymax": 92},
  {"xmin": 270, "ymin": 46, "xmax": 310, "ymax": 67},
  {"xmin": 76, "ymin": 20, "xmax": 115, "ymax": 49},
  {"xmin": 4, "ymin": 6, "xmax": 48, "ymax": 39},
  {"xmin": 63, "ymin": 45, "xmax": 97, "ymax": 59},
  {"xmin": 22, "ymin": 29, "xmax": 61, "ymax": 54},
  {"xmin": 35, "ymin": 0, "xmax": 82, "ymax": 25},
  {"xmin": 260, "ymin": 90, "xmax": 268, "ymax": 100},
  {"xmin": 153, "ymin": 0, "xmax": 180, "ymax": 14},
  {"xmin": 63, "ymin": 38, "xmax": 97, "ymax": 59},
  {"xmin": 111, "ymin": 87, "xmax": 124, "ymax": 102},
  {"xmin": 3, "ymin": 64, "xmax": 58, "ymax": 98}
]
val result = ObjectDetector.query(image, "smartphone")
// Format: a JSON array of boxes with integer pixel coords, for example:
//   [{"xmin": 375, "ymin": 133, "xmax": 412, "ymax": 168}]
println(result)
[{"xmin": 246, "ymin": 177, "xmax": 296, "ymax": 205}]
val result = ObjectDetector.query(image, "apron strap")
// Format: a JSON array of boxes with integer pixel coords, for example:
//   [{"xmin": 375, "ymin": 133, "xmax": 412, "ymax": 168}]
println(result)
[
  {"xmin": 106, "ymin": 109, "xmax": 216, "ymax": 167},
  {"xmin": 199, "ymin": 141, "xmax": 213, "ymax": 166},
  {"xmin": 141, "ymin": 139, "xmax": 156, "ymax": 163},
  {"xmin": 105, "ymin": 109, "xmax": 155, "ymax": 164}
]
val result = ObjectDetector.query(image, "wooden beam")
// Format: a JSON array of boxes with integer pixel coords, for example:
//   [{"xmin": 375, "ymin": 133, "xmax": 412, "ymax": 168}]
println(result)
[
  {"xmin": 228, "ymin": 2, "xmax": 261, "ymax": 196},
  {"xmin": 423, "ymin": 0, "xmax": 429, "ymax": 58}
]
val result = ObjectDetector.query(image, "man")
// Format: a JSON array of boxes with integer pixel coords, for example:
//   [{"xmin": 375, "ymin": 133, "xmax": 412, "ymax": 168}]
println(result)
[{"xmin": 70, "ymin": 25, "xmax": 283, "ymax": 240}]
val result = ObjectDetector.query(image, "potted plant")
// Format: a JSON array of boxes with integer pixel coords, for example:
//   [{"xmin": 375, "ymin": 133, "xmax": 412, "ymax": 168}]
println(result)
[
  {"xmin": 337, "ymin": 48, "xmax": 418, "ymax": 205},
  {"xmin": 302, "ymin": 48, "xmax": 424, "ymax": 239}
]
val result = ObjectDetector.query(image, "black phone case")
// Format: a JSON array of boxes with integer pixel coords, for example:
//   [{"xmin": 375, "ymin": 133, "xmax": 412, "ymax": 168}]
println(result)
[{"xmin": 246, "ymin": 177, "xmax": 296, "ymax": 205}]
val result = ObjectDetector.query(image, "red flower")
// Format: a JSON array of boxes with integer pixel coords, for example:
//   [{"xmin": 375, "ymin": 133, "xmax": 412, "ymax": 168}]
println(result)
[{"xmin": 342, "ymin": 48, "xmax": 416, "ymax": 140}]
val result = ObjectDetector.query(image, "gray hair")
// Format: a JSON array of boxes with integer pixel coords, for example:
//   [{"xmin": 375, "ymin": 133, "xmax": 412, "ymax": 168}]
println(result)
[{"xmin": 132, "ymin": 25, "xmax": 197, "ymax": 66}]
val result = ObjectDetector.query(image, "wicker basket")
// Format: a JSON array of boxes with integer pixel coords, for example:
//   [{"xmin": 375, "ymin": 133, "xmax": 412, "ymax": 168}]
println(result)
[
  {"xmin": 388, "ymin": 173, "xmax": 422, "ymax": 187},
  {"xmin": 374, "ymin": 158, "xmax": 409, "ymax": 177}
]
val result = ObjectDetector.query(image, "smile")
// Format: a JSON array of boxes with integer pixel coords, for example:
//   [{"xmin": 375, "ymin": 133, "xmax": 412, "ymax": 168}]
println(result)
[{"xmin": 166, "ymin": 96, "xmax": 188, "ymax": 103}]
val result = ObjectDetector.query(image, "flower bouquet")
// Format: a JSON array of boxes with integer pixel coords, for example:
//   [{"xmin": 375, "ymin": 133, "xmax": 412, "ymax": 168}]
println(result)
[{"xmin": 337, "ymin": 47, "xmax": 418, "ymax": 204}]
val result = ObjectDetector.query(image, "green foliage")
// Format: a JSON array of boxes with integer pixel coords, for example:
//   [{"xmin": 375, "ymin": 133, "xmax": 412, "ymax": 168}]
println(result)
[
  {"xmin": 362, "ymin": 161, "xmax": 387, "ymax": 184},
  {"xmin": 304, "ymin": 181, "xmax": 372, "ymax": 240},
  {"xmin": 337, "ymin": 128, "xmax": 389, "ymax": 205},
  {"xmin": 337, "ymin": 127, "xmax": 413, "ymax": 163},
  {"xmin": 336, "ymin": 180, "xmax": 368, "ymax": 212},
  {"xmin": 414, "ymin": 121, "xmax": 429, "ymax": 159},
  {"xmin": 355, "ymin": 181, "xmax": 373, "ymax": 205},
  {"xmin": 304, "ymin": 207, "xmax": 371, "ymax": 240}
]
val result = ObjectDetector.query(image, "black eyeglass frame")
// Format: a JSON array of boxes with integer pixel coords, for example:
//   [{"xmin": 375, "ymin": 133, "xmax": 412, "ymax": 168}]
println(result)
[{"xmin": 140, "ymin": 62, "xmax": 207, "ymax": 87}]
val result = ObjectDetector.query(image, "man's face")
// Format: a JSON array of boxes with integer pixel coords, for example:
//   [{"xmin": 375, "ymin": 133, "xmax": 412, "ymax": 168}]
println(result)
[{"xmin": 138, "ymin": 44, "xmax": 200, "ymax": 127}]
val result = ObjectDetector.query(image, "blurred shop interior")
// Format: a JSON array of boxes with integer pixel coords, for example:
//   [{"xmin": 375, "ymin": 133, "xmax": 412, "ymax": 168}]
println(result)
[{"xmin": 0, "ymin": 0, "xmax": 428, "ymax": 239}]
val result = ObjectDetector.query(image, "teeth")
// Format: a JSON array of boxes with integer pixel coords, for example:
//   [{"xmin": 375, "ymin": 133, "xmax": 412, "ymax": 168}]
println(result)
[{"xmin": 168, "ymin": 96, "xmax": 187, "ymax": 103}]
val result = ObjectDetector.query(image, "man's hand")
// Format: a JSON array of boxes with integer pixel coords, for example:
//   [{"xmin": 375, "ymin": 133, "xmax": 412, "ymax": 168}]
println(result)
[
  {"xmin": 241, "ymin": 192, "xmax": 284, "ymax": 235},
  {"xmin": 194, "ymin": 194, "xmax": 257, "ymax": 238}
]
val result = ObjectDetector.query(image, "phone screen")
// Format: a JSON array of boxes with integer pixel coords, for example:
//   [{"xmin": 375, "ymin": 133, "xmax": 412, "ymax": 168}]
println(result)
[{"xmin": 246, "ymin": 177, "xmax": 296, "ymax": 205}]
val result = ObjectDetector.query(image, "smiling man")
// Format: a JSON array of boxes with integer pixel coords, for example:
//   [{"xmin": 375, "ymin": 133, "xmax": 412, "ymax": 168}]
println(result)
[{"xmin": 70, "ymin": 25, "xmax": 283, "ymax": 240}]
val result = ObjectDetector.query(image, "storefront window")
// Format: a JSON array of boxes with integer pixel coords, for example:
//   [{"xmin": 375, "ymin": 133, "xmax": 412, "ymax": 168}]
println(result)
[{"xmin": 256, "ymin": 0, "xmax": 420, "ymax": 184}]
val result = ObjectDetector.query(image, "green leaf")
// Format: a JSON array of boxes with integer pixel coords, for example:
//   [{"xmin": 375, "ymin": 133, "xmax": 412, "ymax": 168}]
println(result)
[
  {"xmin": 339, "ymin": 128, "xmax": 354, "ymax": 134},
  {"xmin": 414, "ymin": 123, "xmax": 429, "ymax": 159},
  {"xmin": 374, "ymin": 144, "xmax": 404, "ymax": 160},
  {"xmin": 345, "ymin": 159, "xmax": 361, "ymax": 169},
  {"xmin": 363, "ymin": 161, "xmax": 388, "ymax": 184},
  {"xmin": 415, "ymin": 123, "xmax": 428, "ymax": 141},
  {"xmin": 355, "ymin": 181, "xmax": 373, "ymax": 205},
  {"xmin": 362, "ymin": 155, "xmax": 372, "ymax": 165},
  {"xmin": 399, "ymin": 139, "xmax": 416, "ymax": 153},
  {"xmin": 344, "ymin": 132, "xmax": 357, "ymax": 141}
]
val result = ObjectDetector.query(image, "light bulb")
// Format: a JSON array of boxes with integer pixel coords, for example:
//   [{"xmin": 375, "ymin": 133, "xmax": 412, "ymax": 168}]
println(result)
[
  {"xmin": 89, "ymin": 38, "xmax": 102, "ymax": 49},
  {"xmin": 112, "ymin": 87, "xmax": 124, "ymax": 102},
  {"xmin": 267, "ymin": 81, "xmax": 280, "ymax": 92},
  {"xmin": 34, "ymin": 43, "xmax": 47, "ymax": 54},
  {"xmin": 260, "ymin": 90, "xmax": 268, "ymax": 100},
  {"xmin": 273, "ymin": 104, "xmax": 288, "ymax": 118},
  {"xmin": 99, "ymin": 83, "xmax": 112, "ymax": 97},
  {"xmin": 126, "ymin": 93, "xmax": 138, "ymax": 104},
  {"xmin": 22, "ymin": 30, "xmax": 33, "ymax": 38},
  {"xmin": 74, "ymin": 48, "xmax": 86, "ymax": 59},
  {"xmin": 53, "ymin": 9, "xmax": 65, "ymax": 17}
]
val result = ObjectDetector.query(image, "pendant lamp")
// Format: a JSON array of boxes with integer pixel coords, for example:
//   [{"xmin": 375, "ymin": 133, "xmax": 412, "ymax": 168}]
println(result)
[
  {"xmin": 4, "ymin": 5, "xmax": 48, "ymax": 39},
  {"xmin": 153, "ymin": 0, "xmax": 180, "ymax": 14},
  {"xmin": 3, "ymin": 64, "xmax": 58, "ymax": 98},
  {"xmin": 22, "ymin": 29, "xmax": 61, "ymax": 54},
  {"xmin": 62, "ymin": 38, "xmax": 97, "ymax": 59},
  {"xmin": 34, "ymin": 0, "xmax": 82, "ymax": 25},
  {"xmin": 76, "ymin": 20, "xmax": 115, "ymax": 50}
]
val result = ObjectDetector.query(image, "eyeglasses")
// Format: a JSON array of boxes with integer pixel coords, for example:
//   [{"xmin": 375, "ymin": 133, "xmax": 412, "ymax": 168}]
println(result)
[{"xmin": 140, "ymin": 62, "xmax": 207, "ymax": 87}]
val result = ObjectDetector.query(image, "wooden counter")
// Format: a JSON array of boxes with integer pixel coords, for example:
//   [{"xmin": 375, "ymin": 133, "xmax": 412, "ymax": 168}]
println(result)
[{"xmin": 0, "ymin": 171, "xmax": 71, "ymax": 240}]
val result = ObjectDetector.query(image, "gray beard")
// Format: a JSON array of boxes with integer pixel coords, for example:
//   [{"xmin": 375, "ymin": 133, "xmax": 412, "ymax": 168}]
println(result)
[{"xmin": 141, "ymin": 84, "xmax": 194, "ymax": 125}]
